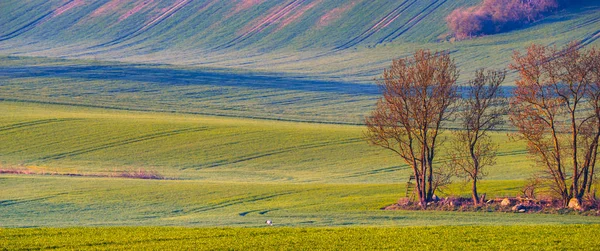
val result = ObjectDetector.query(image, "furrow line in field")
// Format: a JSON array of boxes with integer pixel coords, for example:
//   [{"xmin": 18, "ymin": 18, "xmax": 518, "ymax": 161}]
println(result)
[
  {"xmin": 0, "ymin": 119, "xmax": 78, "ymax": 133},
  {"xmin": 218, "ymin": 0, "xmax": 305, "ymax": 49},
  {"xmin": 186, "ymin": 190, "xmax": 301, "ymax": 214},
  {"xmin": 342, "ymin": 165, "xmax": 410, "ymax": 179},
  {"xmin": 333, "ymin": 0, "xmax": 416, "ymax": 51},
  {"xmin": 215, "ymin": 0, "xmax": 307, "ymax": 50},
  {"xmin": 0, "ymin": 98, "xmax": 367, "ymax": 126},
  {"xmin": 571, "ymin": 15, "xmax": 600, "ymax": 31},
  {"xmin": 0, "ymin": 192, "xmax": 70, "ymax": 206},
  {"xmin": 3, "ymin": 128, "xmax": 145, "ymax": 156},
  {"xmin": 188, "ymin": 138, "xmax": 363, "ymax": 169},
  {"xmin": 88, "ymin": 0, "xmax": 192, "ymax": 49},
  {"xmin": 138, "ymin": 0, "xmax": 191, "ymax": 31},
  {"xmin": 37, "ymin": 127, "xmax": 209, "ymax": 161},
  {"xmin": 0, "ymin": 0, "xmax": 77, "ymax": 42},
  {"xmin": 342, "ymin": 148, "xmax": 529, "ymax": 178},
  {"xmin": 377, "ymin": 0, "xmax": 447, "ymax": 44},
  {"xmin": 580, "ymin": 29, "xmax": 600, "ymax": 48}
]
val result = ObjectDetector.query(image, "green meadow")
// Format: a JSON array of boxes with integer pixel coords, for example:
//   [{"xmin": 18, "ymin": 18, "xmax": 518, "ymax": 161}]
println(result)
[
  {"xmin": 3, "ymin": 225, "xmax": 600, "ymax": 250},
  {"xmin": 0, "ymin": 101, "xmax": 531, "ymax": 183},
  {"xmin": 2, "ymin": 0, "xmax": 600, "ymax": 249},
  {"xmin": 0, "ymin": 101, "xmax": 591, "ymax": 232},
  {"xmin": 4, "ymin": 86, "xmax": 594, "ymax": 249}
]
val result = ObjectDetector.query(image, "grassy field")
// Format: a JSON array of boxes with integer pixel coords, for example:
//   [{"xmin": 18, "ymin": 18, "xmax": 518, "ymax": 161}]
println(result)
[
  {"xmin": 3, "ymin": 174, "xmax": 599, "ymax": 228},
  {"xmin": 1, "ymin": 101, "xmax": 596, "ymax": 230},
  {"xmin": 0, "ymin": 82, "xmax": 595, "ymax": 248},
  {"xmin": 0, "ymin": 1, "xmax": 598, "ymax": 83},
  {"xmin": 2, "ymin": 1, "xmax": 600, "ymax": 248},
  {"xmin": 0, "ymin": 101, "xmax": 532, "ymax": 182},
  {"xmin": 0, "ymin": 56, "xmax": 378, "ymax": 124},
  {"xmin": 3, "ymin": 225, "xmax": 600, "ymax": 250}
]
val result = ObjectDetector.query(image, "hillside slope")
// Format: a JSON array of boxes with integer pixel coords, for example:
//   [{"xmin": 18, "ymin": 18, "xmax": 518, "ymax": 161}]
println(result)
[{"xmin": 1, "ymin": 0, "xmax": 599, "ymax": 82}]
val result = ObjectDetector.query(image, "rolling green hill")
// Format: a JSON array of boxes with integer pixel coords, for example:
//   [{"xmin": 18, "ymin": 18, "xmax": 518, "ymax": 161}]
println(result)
[
  {"xmin": 0, "ymin": 101, "xmax": 533, "ymax": 182},
  {"xmin": 0, "ymin": 0, "xmax": 599, "ymax": 82}
]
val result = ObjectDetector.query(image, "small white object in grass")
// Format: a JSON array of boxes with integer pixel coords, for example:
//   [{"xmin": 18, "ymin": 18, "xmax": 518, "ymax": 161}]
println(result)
[{"xmin": 265, "ymin": 220, "xmax": 273, "ymax": 226}]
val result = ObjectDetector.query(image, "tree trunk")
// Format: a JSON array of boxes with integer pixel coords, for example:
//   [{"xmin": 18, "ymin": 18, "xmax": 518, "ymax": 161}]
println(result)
[
  {"xmin": 419, "ymin": 172, "xmax": 427, "ymax": 208},
  {"xmin": 427, "ymin": 161, "xmax": 434, "ymax": 202},
  {"xmin": 571, "ymin": 110, "xmax": 579, "ymax": 201},
  {"xmin": 587, "ymin": 132, "xmax": 599, "ymax": 194},
  {"xmin": 472, "ymin": 177, "xmax": 479, "ymax": 205}
]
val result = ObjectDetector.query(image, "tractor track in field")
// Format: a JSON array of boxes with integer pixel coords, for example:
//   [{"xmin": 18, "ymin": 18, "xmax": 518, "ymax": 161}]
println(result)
[
  {"xmin": 238, "ymin": 208, "xmax": 278, "ymax": 216},
  {"xmin": 570, "ymin": 14, "xmax": 600, "ymax": 49},
  {"xmin": 186, "ymin": 137, "xmax": 363, "ymax": 170},
  {"xmin": 0, "ymin": 118, "xmax": 79, "ymax": 133},
  {"xmin": 0, "ymin": 192, "xmax": 72, "ymax": 206},
  {"xmin": 0, "ymin": 0, "xmax": 77, "ymax": 42},
  {"xmin": 215, "ymin": 0, "xmax": 308, "ymax": 50},
  {"xmin": 333, "ymin": 0, "xmax": 417, "ymax": 51},
  {"xmin": 580, "ymin": 29, "xmax": 600, "ymax": 48},
  {"xmin": 377, "ymin": 0, "xmax": 447, "ymax": 44},
  {"xmin": 5, "ymin": 127, "xmax": 152, "ymax": 156},
  {"xmin": 185, "ymin": 190, "xmax": 313, "ymax": 214},
  {"xmin": 88, "ymin": 0, "xmax": 193, "ymax": 49},
  {"xmin": 571, "ymin": 15, "xmax": 600, "ymax": 30},
  {"xmin": 343, "ymin": 165, "xmax": 411, "ymax": 179},
  {"xmin": 37, "ymin": 127, "xmax": 210, "ymax": 161},
  {"xmin": 299, "ymin": 0, "xmax": 445, "ymax": 60},
  {"xmin": 342, "ymin": 149, "xmax": 529, "ymax": 179}
]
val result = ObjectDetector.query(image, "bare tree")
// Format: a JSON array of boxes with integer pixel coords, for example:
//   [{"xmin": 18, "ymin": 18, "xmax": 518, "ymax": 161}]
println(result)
[
  {"xmin": 365, "ymin": 50, "xmax": 459, "ymax": 207},
  {"xmin": 448, "ymin": 69, "xmax": 506, "ymax": 205},
  {"xmin": 509, "ymin": 42, "xmax": 600, "ymax": 206}
]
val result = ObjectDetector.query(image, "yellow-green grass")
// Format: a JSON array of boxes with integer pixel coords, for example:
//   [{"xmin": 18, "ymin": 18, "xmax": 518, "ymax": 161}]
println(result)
[
  {"xmin": 3, "ymin": 225, "xmax": 600, "ymax": 250},
  {"xmin": 2, "ymin": 175, "xmax": 598, "ymax": 228},
  {"xmin": 0, "ymin": 101, "xmax": 533, "ymax": 183},
  {"xmin": 1, "ymin": 101, "xmax": 597, "ymax": 232}
]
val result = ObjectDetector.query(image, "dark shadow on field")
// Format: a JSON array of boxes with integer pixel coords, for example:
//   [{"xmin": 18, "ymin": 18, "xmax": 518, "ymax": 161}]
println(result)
[
  {"xmin": 0, "ymin": 64, "xmax": 381, "ymax": 96},
  {"xmin": 0, "ymin": 63, "xmax": 518, "ymax": 97}
]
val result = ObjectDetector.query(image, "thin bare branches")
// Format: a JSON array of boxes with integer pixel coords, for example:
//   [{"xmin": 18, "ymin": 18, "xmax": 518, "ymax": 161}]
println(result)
[
  {"xmin": 510, "ymin": 42, "xmax": 600, "ymax": 206},
  {"xmin": 365, "ymin": 50, "xmax": 458, "ymax": 207},
  {"xmin": 449, "ymin": 68, "xmax": 507, "ymax": 205}
]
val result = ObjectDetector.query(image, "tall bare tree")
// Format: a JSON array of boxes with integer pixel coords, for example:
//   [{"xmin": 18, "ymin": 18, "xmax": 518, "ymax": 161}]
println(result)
[
  {"xmin": 448, "ymin": 69, "xmax": 506, "ymax": 205},
  {"xmin": 510, "ymin": 42, "xmax": 600, "ymax": 206},
  {"xmin": 365, "ymin": 50, "xmax": 459, "ymax": 207}
]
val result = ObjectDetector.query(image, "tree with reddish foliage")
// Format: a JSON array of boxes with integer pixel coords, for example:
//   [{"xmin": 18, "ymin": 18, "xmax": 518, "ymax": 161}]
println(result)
[
  {"xmin": 448, "ymin": 69, "xmax": 507, "ymax": 205},
  {"xmin": 446, "ymin": 0, "xmax": 559, "ymax": 40},
  {"xmin": 365, "ymin": 50, "xmax": 458, "ymax": 207},
  {"xmin": 510, "ymin": 42, "xmax": 600, "ymax": 206}
]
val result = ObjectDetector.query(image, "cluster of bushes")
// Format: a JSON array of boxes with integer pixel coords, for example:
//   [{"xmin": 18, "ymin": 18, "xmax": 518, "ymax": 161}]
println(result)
[
  {"xmin": 388, "ymin": 196, "xmax": 600, "ymax": 215},
  {"xmin": 118, "ymin": 168, "xmax": 164, "ymax": 180},
  {"xmin": 446, "ymin": 0, "xmax": 560, "ymax": 39}
]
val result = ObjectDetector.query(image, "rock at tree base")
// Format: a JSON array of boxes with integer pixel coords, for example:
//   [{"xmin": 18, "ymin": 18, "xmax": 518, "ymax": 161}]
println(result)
[
  {"xmin": 512, "ymin": 204, "xmax": 527, "ymax": 212},
  {"xmin": 568, "ymin": 198, "xmax": 582, "ymax": 210}
]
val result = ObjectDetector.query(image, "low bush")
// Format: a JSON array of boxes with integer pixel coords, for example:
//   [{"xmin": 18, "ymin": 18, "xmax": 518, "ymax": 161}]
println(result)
[{"xmin": 446, "ymin": 0, "xmax": 559, "ymax": 39}]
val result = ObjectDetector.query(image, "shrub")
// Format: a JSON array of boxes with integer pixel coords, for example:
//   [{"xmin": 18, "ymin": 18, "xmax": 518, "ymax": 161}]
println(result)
[
  {"xmin": 119, "ymin": 168, "xmax": 164, "ymax": 180},
  {"xmin": 446, "ymin": 0, "xmax": 559, "ymax": 39}
]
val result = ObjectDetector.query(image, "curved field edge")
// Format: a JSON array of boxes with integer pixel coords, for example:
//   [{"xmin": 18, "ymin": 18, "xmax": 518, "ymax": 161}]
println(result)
[
  {"xmin": 0, "ymin": 101, "xmax": 533, "ymax": 182},
  {"xmin": 2, "ymin": 225, "xmax": 600, "ymax": 250}
]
